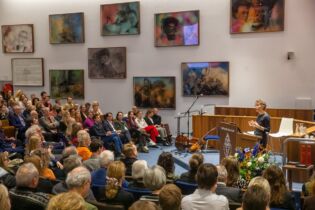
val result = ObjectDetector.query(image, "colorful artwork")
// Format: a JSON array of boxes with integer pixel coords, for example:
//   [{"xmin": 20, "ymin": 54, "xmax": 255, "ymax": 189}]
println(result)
[
  {"xmin": 1, "ymin": 24, "xmax": 34, "ymax": 53},
  {"xmin": 231, "ymin": 0, "xmax": 284, "ymax": 33},
  {"xmin": 133, "ymin": 77, "xmax": 176, "ymax": 109},
  {"xmin": 100, "ymin": 2, "xmax": 140, "ymax": 36},
  {"xmin": 155, "ymin": 10, "xmax": 199, "ymax": 47},
  {"xmin": 50, "ymin": 70, "xmax": 84, "ymax": 99},
  {"xmin": 49, "ymin": 12, "xmax": 85, "ymax": 44},
  {"xmin": 182, "ymin": 62, "xmax": 229, "ymax": 96},
  {"xmin": 88, "ymin": 47, "xmax": 126, "ymax": 79}
]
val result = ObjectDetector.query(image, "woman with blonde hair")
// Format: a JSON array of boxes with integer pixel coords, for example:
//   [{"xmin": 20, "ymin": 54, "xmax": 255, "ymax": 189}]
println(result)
[
  {"xmin": 98, "ymin": 161, "xmax": 134, "ymax": 210},
  {"xmin": 25, "ymin": 134, "xmax": 42, "ymax": 154},
  {"xmin": 91, "ymin": 101, "xmax": 103, "ymax": 116},
  {"xmin": 0, "ymin": 152, "xmax": 16, "ymax": 189},
  {"xmin": 0, "ymin": 184, "xmax": 11, "ymax": 210},
  {"xmin": 47, "ymin": 191, "xmax": 86, "ymax": 210},
  {"xmin": 221, "ymin": 157, "xmax": 247, "ymax": 189}
]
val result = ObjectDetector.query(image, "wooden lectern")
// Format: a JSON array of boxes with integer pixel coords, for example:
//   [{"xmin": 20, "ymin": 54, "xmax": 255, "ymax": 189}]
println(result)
[{"xmin": 218, "ymin": 122, "xmax": 261, "ymax": 162}]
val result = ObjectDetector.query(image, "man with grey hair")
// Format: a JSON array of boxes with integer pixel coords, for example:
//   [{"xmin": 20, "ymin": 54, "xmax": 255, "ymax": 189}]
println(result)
[
  {"xmin": 9, "ymin": 163, "xmax": 50, "ymax": 210},
  {"xmin": 39, "ymin": 106, "xmax": 59, "ymax": 135},
  {"xmin": 215, "ymin": 164, "xmax": 242, "ymax": 203},
  {"xmin": 91, "ymin": 150, "xmax": 114, "ymax": 186},
  {"xmin": 66, "ymin": 166, "xmax": 97, "ymax": 210},
  {"xmin": 8, "ymin": 104, "xmax": 27, "ymax": 141}
]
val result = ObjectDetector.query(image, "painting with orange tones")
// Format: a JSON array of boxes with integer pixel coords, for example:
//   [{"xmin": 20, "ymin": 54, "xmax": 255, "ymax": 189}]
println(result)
[
  {"xmin": 155, "ymin": 10, "xmax": 199, "ymax": 47},
  {"xmin": 49, "ymin": 12, "xmax": 84, "ymax": 44},
  {"xmin": 133, "ymin": 77, "xmax": 176, "ymax": 109},
  {"xmin": 100, "ymin": 1, "xmax": 140, "ymax": 36},
  {"xmin": 230, "ymin": 0, "xmax": 284, "ymax": 34}
]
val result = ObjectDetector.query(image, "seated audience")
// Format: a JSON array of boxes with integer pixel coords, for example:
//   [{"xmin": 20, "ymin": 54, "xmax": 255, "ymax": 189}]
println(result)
[
  {"xmin": 70, "ymin": 122, "xmax": 84, "ymax": 146},
  {"xmin": 129, "ymin": 200, "xmax": 159, "ymax": 210},
  {"xmin": 83, "ymin": 110, "xmax": 94, "ymax": 129},
  {"xmin": 248, "ymin": 176, "xmax": 271, "ymax": 196},
  {"xmin": 144, "ymin": 109, "xmax": 168, "ymax": 143},
  {"xmin": 114, "ymin": 111, "xmax": 132, "ymax": 143},
  {"xmin": 159, "ymin": 184, "xmax": 182, "ymax": 210},
  {"xmin": 30, "ymin": 148, "xmax": 56, "ymax": 181},
  {"xmin": 79, "ymin": 104, "xmax": 88, "ymax": 122},
  {"xmin": 76, "ymin": 130, "xmax": 92, "ymax": 161},
  {"xmin": 221, "ymin": 157, "xmax": 247, "ymax": 189},
  {"xmin": 39, "ymin": 107, "xmax": 59, "ymax": 141},
  {"xmin": 180, "ymin": 153, "xmax": 204, "ymax": 183},
  {"xmin": 47, "ymin": 191, "xmax": 86, "ymax": 210},
  {"xmin": 128, "ymin": 160, "xmax": 149, "ymax": 190},
  {"xmin": 216, "ymin": 164, "xmax": 242, "ymax": 203},
  {"xmin": 91, "ymin": 101, "xmax": 103, "ymax": 116},
  {"xmin": 302, "ymin": 172, "xmax": 315, "ymax": 196},
  {"xmin": 97, "ymin": 161, "xmax": 135, "ymax": 210},
  {"xmin": 66, "ymin": 166, "xmax": 97, "ymax": 210},
  {"xmin": 9, "ymin": 163, "xmax": 50, "ymax": 210},
  {"xmin": 90, "ymin": 114, "xmax": 122, "ymax": 157},
  {"xmin": 120, "ymin": 142, "xmax": 138, "ymax": 176},
  {"xmin": 0, "ymin": 184, "xmax": 11, "ymax": 210},
  {"xmin": 103, "ymin": 112, "xmax": 129, "ymax": 144},
  {"xmin": 181, "ymin": 163, "xmax": 229, "ymax": 210},
  {"xmin": 0, "ymin": 152, "xmax": 16, "ymax": 189},
  {"xmin": 141, "ymin": 165, "xmax": 167, "ymax": 203},
  {"xmin": 241, "ymin": 185, "xmax": 270, "ymax": 210},
  {"xmin": 8, "ymin": 104, "xmax": 27, "ymax": 142},
  {"xmin": 83, "ymin": 139, "xmax": 103, "ymax": 172},
  {"xmin": 0, "ymin": 104, "xmax": 9, "ymax": 120},
  {"xmin": 303, "ymin": 181, "xmax": 315, "ymax": 210},
  {"xmin": 135, "ymin": 111, "xmax": 159, "ymax": 144},
  {"xmin": 157, "ymin": 152, "xmax": 176, "ymax": 180},
  {"xmin": 0, "ymin": 120, "xmax": 23, "ymax": 153},
  {"xmin": 91, "ymin": 150, "xmax": 114, "ymax": 186},
  {"xmin": 262, "ymin": 165, "xmax": 295, "ymax": 210}
]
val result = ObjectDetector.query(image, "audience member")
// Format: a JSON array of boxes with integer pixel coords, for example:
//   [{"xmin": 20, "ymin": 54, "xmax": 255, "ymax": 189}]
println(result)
[
  {"xmin": 216, "ymin": 164, "xmax": 242, "ymax": 203},
  {"xmin": 181, "ymin": 163, "xmax": 229, "ymax": 210},
  {"xmin": 114, "ymin": 111, "xmax": 132, "ymax": 143},
  {"xmin": 66, "ymin": 166, "xmax": 97, "ymax": 210},
  {"xmin": 79, "ymin": 104, "xmax": 88, "ymax": 122},
  {"xmin": 157, "ymin": 151, "xmax": 176, "ymax": 180},
  {"xmin": 83, "ymin": 110, "xmax": 94, "ymax": 129},
  {"xmin": 262, "ymin": 165, "xmax": 295, "ymax": 210},
  {"xmin": 221, "ymin": 157, "xmax": 247, "ymax": 189},
  {"xmin": 0, "ymin": 152, "xmax": 16, "ymax": 189},
  {"xmin": 128, "ymin": 160, "xmax": 149, "ymax": 190},
  {"xmin": 83, "ymin": 139, "xmax": 103, "ymax": 172},
  {"xmin": 9, "ymin": 163, "xmax": 50, "ymax": 210},
  {"xmin": 76, "ymin": 131, "xmax": 92, "ymax": 161},
  {"xmin": 46, "ymin": 191, "xmax": 86, "ymax": 210},
  {"xmin": 241, "ymin": 185, "xmax": 270, "ymax": 210},
  {"xmin": 91, "ymin": 150, "xmax": 114, "ymax": 186},
  {"xmin": 0, "ymin": 184, "xmax": 11, "ymax": 210},
  {"xmin": 180, "ymin": 153, "xmax": 204, "ymax": 183},
  {"xmin": 159, "ymin": 184, "xmax": 182, "ymax": 210},
  {"xmin": 129, "ymin": 200, "xmax": 159, "ymax": 210},
  {"xmin": 144, "ymin": 109, "xmax": 168, "ymax": 143},
  {"xmin": 121, "ymin": 142, "xmax": 138, "ymax": 176},
  {"xmin": 91, "ymin": 101, "xmax": 103, "ymax": 116},
  {"xmin": 135, "ymin": 111, "xmax": 159, "ymax": 144},
  {"xmin": 8, "ymin": 104, "xmax": 27, "ymax": 141},
  {"xmin": 103, "ymin": 112, "xmax": 128, "ymax": 145},
  {"xmin": 97, "ymin": 161, "xmax": 135, "ymax": 210}
]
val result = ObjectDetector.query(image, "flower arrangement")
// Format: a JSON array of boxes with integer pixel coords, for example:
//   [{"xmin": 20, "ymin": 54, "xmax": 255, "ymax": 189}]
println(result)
[{"xmin": 233, "ymin": 144, "xmax": 272, "ymax": 183}]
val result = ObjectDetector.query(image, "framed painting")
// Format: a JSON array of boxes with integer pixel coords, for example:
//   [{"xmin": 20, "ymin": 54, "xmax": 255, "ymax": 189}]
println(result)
[
  {"xmin": 133, "ymin": 77, "xmax": 176, "ymax": 109},
  {"xmin": 88, "ymin": 47, "xmax": 126, "ymax": 79},
  {"xmin": 182, "ymin": 62, "xmax": 229, "ymax": 96},
  {"xmin": 12, "ymin": 58, "xmax": 44, "ymax": 86},
  {"xmin": 155, "ymin": 10, "xmax": 199, "ymax": 47},
  {"xmin": 1, "ymin": 24, "xmax": 34, "ymax": 53},
  {"xmin": 50, "ymin": 69, "xmax": 84, "ymax": 99},
  {"xmin": 100, "ymin": 1, "xmax": 140, "ymax": 36},
  {"xmin": 49, "ymin": 12, "xmax": 85, "ymax": 44},
  {"xmin": 230, "ymin": 0, "xmax": 284, "ymax": 34}
]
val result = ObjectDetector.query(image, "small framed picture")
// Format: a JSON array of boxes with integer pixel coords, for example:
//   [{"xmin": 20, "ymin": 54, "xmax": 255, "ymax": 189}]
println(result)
[
  {"xmin": 2, "ymin": 24, "xmax": 34, "ymax": 53},
  {"xmin": 12, "ymin": 58, "xmax": 44, "ymax": 86}
]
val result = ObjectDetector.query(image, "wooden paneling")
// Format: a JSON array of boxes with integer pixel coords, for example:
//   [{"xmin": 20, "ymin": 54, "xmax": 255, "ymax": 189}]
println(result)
[{"xmin": 215, "ymin": 107, "xmax": 313, "ymax": 121}]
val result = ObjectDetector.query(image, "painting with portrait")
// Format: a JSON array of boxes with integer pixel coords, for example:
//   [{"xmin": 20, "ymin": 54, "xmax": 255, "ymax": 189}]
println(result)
[
  {"xmin": 1, "ymin": 24, "xmax": 34, "ymax": 53},
  {"xmin": 155, "ymin": 10, "xmax": 199, "ymax": 47},
  {"xmin": 50, "ymin": 70, "xmax": 84, "ymax": 99},
  {"xmin": 182, "ymin": 62, "xmax": 229, "ymax": 96},
  {"xmin": 230, "ymin": 0, "xmax": 284, "ymax": 33},
  {"xmin": 100, "ymin": 1, "xmax": 140, "ymax": 36},
  {"xmin": 49, "ymin": 12, "xmax": 85, "ymax": 44},
  {"xmin": 88, "ymin": 47, "xmax": 126, "ymax": 79},
  {"xmin": 133, "ymin": 77, "xmax": 176, "ymax": 109}
]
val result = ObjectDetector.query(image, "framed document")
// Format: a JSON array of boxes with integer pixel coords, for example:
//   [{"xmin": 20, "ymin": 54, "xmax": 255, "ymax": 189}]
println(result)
[{"xmin": 11, "ymin": 58, "xmax": 44, "ymax": 86}]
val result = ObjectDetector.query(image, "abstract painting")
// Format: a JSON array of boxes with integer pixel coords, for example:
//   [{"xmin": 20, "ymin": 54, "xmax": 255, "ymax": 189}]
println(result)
[
  {"xmin": 1, "ymin": 24, "xmax": 34, "ymax": 53},
  {"xmin": 133, "ymin": 77, "xmax": 176, "ymax": 109},
  {"xmin": 182, "ymin": 62, "xmax": 229, "ymax": 96},
  {"xmin": 88, "ymin": 47, "xmax": 126, "ymax": 79},
  {"xmin": 100, "ymin": 1, "xmax": 140, "ymax": 36},
  {"xmin": 230, "ymin": 0, "xmax": 284, "ymax": 33},
  {"xmin": 155, "ymin": 10, "xmax": 199, "ymax": 47},
  {"xmin": 49, "ymin": 12, "xmax": 85, "ymax": 44},
  {"xmin": 50, "ymin": 69, "xmax": 84, "ymax": 99}
]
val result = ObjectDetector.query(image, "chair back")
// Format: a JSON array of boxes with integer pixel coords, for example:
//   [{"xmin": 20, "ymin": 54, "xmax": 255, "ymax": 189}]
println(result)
[
  {"xmin": 87, "ymin": 200, "xmax": 124, "ymax": 210},
  {"xmin": 174, "ymin": 180, "xmax": 197, "ymax": 195},
  {"xmin": 9, "ymin": 192, "xmax": 46, "ymax": 210},
  {"xmin": 278, "ymin": 118, "xmax": 294, "ymax": 135},
  {"xmin": 123, "ymin": 187, "xmax": 152, "ymax": 200}
]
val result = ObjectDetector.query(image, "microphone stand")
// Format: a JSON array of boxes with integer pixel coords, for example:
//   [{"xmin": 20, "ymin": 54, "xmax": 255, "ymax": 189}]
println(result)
[{"xmin": 186, "ymin": 95, "xmax": 201, "ymax": 138}]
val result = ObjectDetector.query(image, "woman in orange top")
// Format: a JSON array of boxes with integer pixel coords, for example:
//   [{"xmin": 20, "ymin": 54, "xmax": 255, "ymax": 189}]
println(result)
[{"xmin": 76, "ymin": 130, "xmax": 92, "ymax": 161}]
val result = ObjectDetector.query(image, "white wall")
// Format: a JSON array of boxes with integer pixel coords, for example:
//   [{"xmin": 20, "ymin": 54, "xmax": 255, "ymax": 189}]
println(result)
[{"xmin": 0, "ymin": 0, "xmax": 315, "ymax": 134}]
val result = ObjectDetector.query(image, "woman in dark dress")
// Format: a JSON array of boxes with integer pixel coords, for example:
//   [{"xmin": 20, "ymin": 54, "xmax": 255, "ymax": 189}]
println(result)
[{"xmin": 179, "ymin": 153, "xmax": 204, "ymax": 183}]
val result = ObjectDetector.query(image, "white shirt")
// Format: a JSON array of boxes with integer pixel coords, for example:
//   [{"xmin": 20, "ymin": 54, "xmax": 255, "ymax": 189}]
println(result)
[
  {"xmin": 135, "ymin": 118, "xmax": 148, "ymax": 129},
  {"xmin": 181, "ymin": 189, "xmax": 229, "ymax": 210}
]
